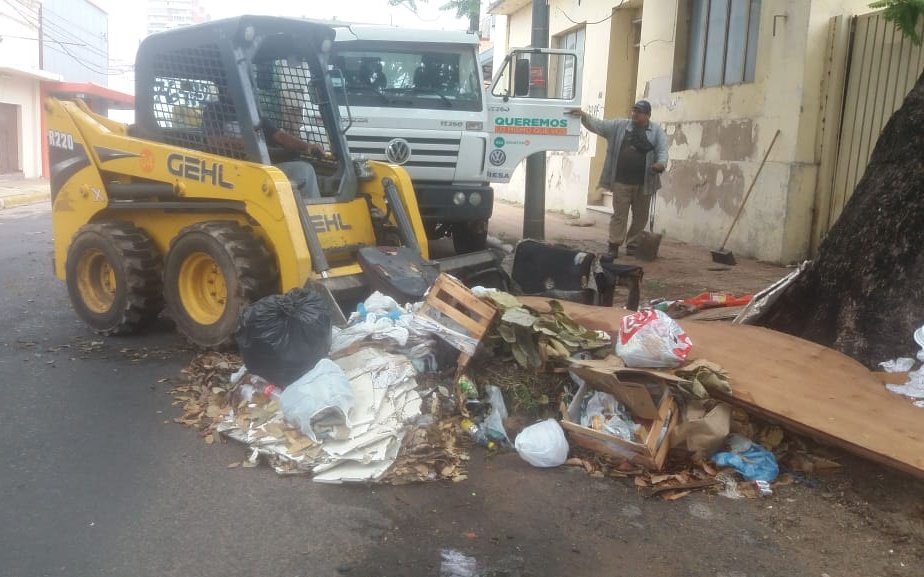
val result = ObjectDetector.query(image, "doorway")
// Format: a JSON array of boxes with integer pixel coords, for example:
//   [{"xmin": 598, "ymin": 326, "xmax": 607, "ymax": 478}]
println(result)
[{"xmin": 0, "ymin": 102, "xmax": 22, "ymax": 175}]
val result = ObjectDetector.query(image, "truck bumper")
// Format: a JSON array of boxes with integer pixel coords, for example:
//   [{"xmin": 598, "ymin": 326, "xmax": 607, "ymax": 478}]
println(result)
[{"xmin": 415, "ymin": 183, "xmax": 494, "ymax": 224}]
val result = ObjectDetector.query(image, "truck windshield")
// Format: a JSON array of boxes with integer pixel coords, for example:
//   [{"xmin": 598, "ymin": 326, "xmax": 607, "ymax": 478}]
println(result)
[{"xmin": 331, "ymin": 45, "xmax": 482, "ymax": 112}]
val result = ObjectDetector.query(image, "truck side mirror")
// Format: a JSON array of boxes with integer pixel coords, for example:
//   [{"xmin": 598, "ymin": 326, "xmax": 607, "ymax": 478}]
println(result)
[{"xmin": 513, "ymin": 58, "xmax": 530, "ymax": 97}]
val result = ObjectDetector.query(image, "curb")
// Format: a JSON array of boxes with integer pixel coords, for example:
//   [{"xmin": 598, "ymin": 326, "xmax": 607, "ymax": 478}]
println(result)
[{"xmin": 0, "ymin": 191, "xmax": 51, "ymax": 210}]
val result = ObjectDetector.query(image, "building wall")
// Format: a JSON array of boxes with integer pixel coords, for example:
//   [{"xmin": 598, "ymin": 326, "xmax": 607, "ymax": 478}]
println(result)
[
  {"xmin": 0, "ymin": 76, "xmax": 42, "ymax": 177},
  {"xmin": 491, "ymin": 0, "xmax": 873, "ymax": 262},
  {"xmin": 0, "ymin": 1, "xmax": 41, "ymax": 70},
  {"xmin": 41, "ymin": 0, "xmax": 108, "ymax": 85},
  {"xmin": 147, "ymin": 0, "xmax": 207, "ymax": 36},
  {"xmin": 1, "ymin": 3, "xmax": 43, "ymax": 177},
  {"xmin": 641, "ymin": 0, "xmax": 871, "ymax": 262}
]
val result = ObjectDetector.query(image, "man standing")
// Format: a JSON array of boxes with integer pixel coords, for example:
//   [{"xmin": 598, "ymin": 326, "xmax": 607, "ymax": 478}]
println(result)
[{"xmin": 568, "ymin": 100, "xmax": 668, "ymax": 257}]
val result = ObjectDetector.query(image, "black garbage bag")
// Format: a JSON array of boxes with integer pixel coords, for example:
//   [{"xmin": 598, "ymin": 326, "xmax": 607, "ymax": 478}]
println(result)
[{"xmin": 235, "ymin": 286, "xmax": 332, "ymax": 387}]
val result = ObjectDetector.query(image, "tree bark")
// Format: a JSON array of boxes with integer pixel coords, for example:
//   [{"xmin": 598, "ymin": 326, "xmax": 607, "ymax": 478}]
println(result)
[{"xmin": 758, "ymin": 71, "xmax": 924, "ymax": 368}]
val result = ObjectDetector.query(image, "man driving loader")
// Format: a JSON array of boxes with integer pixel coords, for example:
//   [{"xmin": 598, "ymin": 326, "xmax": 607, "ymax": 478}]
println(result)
[
  {"xmin": 201, "ymin": 93, "xmax": 324, "ymax": 157},
  {"xmin": 201, "ymin": 93, "xmax": 328, "ymax": 198}
]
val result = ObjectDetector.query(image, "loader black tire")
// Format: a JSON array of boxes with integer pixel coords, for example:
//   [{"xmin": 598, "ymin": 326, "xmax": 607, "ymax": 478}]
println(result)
[
  {"xmin": 164, "ymin": 221, "xmax": 277, "ymax": 349},
  {"xmin": 65, "ymin": 222, "xmax": 164, "ymax": 335}
]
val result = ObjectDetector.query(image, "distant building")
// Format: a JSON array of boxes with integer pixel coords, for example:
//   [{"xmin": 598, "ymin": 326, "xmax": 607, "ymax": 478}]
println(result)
[
  {"xmin": 0, "ymin": 0, "xmax": 131, "ymax": 178},
  {"xmin": 147, "ymin": 0, "xmax": 209, "ymax": 36},
  {"xmin": 41, "ymin": 0, "xmax": 108, "ymax": 86}
]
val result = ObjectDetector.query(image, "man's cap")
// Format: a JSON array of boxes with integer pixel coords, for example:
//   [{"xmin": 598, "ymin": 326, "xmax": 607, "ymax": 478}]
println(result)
[{"xmin": 632, "ymin": 100, "xmax": 652, "ymax": 114}]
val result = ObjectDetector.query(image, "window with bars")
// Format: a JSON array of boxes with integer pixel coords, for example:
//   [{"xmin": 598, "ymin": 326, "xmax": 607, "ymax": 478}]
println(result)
[
  {"xmin": 147, "ymin": 41, "xmax": 335, "ymax": 163},
  {"xmin": 553, "ymin": 26, "xmax": 585, "ymax": 100},
  {"xmin": 682, "ymin": 0, "xmax": 761, "ymax": 90}
]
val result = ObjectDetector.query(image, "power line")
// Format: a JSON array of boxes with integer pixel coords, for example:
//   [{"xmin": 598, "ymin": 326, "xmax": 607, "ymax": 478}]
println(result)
[
  {"xmin": 4, "ymin": 0, "xmax": 116, "ymax": 73},
  {"xmin": 6, "ymin": 0, "xmax": 109, "ymax": 60},
  {"xmin": 556, "ymin": 1, "xmax": 630, "ymax": 27}
]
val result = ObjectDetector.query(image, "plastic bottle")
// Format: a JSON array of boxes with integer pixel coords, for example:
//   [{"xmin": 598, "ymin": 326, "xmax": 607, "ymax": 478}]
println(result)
[
  {"xmin": 238, "ymin": 382, "xmax": 282, "ymax": 404},
  {"xmin": 461, "ymin": 419, "xmax": 495, "ymax": 450},
  {"xmin": 458, "ymin": 375, "xmax": 479, "ymax": 400}
]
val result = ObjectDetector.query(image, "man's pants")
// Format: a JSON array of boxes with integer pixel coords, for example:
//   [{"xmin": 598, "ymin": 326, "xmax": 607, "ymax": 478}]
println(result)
[{"xmin": 608, "ymin": 183, "xmax": 650, "ymax": 247}]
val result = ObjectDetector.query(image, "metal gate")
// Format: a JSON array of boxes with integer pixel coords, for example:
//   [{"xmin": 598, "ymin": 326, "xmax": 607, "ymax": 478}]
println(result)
[{"xmin": 814, "ymin": 12, "xmax": 924, "ymax": 245}]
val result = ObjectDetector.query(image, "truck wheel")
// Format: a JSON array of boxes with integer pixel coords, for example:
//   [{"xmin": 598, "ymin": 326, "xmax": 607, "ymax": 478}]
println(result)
[
  {"xmin": 65, "ymin": 222, "xmax": 164, "ymax": 335},
  {"xmin": 164, "ymin": 221, "xmax": 277, "ymax": 349},
  {"xmin": 452, "ymin": 221, "xmax": 488, "ymax": 254}
]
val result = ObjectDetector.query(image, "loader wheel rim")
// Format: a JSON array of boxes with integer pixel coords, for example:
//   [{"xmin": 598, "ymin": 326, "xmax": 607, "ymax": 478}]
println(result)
[
  {"xmin": 76, "ymin": 249, "xmax": 117, "ymax": 314},
  {"xmin": 178, "ymin": 252, "xmax": 228, "ymax": 326}
]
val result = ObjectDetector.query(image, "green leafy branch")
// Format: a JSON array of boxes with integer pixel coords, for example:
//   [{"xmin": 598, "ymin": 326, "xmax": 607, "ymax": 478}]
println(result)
[{"xmin": 870, "ymin": 0, "xmax": 924, "ymax": 44}]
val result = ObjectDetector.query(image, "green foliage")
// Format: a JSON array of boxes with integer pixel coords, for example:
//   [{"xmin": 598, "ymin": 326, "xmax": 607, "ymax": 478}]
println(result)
[
  {"xmin": 870, "ymin": 0, "xmax": 924, "ymax": 44},
  {"xmin": 388, "ymin": 0, "xmax": 480, "ymax": 20}
]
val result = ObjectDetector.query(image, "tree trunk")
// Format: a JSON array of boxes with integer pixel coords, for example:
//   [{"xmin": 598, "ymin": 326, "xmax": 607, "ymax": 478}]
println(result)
[{"xmin": 758, "ymin": 71, "xmax": 924, "ymax": 368}]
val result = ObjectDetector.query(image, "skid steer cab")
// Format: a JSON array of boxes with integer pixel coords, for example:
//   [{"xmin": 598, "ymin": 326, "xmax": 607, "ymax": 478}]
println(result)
[{"xmin": 47, "ymin": 15, "xmax": 500, "ymax": 348}]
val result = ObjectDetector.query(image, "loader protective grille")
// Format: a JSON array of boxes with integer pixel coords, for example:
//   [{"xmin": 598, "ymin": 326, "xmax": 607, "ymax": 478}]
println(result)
[
  {"xmin": 254, "ymin": 58, "xmax": 332, "ymax": 156},
  {"xmin": 149, "ymin": 44, "xmax": 246, "ymax": 159}
]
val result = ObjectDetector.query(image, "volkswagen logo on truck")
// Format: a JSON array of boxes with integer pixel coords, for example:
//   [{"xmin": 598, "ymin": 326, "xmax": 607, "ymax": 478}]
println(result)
[{"xmin": 385, "ymin": 138, "xmax": 411, "ymax": 165}]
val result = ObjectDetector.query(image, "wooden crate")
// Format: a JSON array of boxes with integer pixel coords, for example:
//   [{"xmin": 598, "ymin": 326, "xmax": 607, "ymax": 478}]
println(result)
[{"xmin": 418, "ymin": 274, "xmax": 497, "ymax": 409}]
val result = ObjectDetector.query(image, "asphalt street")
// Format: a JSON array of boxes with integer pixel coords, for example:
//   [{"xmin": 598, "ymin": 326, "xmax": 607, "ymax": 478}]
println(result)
[{"xmin": 0, "ymin": 204, "xmax": 877, "ymax": 577}]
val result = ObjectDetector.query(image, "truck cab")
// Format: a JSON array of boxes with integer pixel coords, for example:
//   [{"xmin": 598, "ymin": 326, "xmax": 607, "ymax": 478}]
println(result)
[{"xmin": 331, "ymin": 25, "xmax": 582, "ymax": 253}]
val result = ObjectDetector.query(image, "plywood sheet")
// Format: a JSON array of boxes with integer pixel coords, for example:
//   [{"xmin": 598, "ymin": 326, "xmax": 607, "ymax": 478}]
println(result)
[
  {"xmin": 517, "ymin": 297, "xmax": 924, "ymax": 478},
  {"xmin": 683, "ymin": 321, "xmax": 924, "ymax": 479}
]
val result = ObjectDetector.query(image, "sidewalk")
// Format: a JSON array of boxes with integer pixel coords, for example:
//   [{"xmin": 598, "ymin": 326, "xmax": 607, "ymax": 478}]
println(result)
[
  {"xmin": 0, "ymin": 178, "xmax": 50, "ymax": 210},
  {"xmin": 488, "ymin": 200, "xmax": 787, "ymax": 301}
]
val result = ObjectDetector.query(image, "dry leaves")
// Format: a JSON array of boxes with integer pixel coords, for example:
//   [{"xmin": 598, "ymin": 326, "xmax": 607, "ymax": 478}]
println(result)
[{"xmin": 383, "ymin": 395, "xmax": 470, "ymax": 484}]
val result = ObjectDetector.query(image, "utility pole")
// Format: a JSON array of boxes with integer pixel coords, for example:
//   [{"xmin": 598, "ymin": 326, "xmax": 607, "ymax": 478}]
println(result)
[
  {"xmin": 37, "ymin": 3, "xmax": 43, "ymax": 69},
  {"xmin": 522, "ymin": 0, "xmax": 549, "ymax": 240}
]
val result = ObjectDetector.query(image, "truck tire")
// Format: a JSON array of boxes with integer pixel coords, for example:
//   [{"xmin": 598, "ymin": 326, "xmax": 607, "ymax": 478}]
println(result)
[
  {"xmin": 65, "ymin": 222, "xmax": 164, "ymax": 335},
  {"xmin": 452, "ymin": 221, "xmax": 488, "ymax": 254},
  {"xmin": 164, "ymin": 221, "xmax": 278, "ymax": 349}
]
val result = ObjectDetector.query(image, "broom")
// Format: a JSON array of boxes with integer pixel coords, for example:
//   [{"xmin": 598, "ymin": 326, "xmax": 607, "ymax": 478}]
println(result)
[{"xmin": 711, "ymin": 129, "xmax": 781, "ymax": 266}]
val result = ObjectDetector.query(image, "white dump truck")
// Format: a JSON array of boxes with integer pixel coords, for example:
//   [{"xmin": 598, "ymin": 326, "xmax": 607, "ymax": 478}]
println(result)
[{"xmin": 331, "ymin": 25, "xmax": 583, "ymax": 252}]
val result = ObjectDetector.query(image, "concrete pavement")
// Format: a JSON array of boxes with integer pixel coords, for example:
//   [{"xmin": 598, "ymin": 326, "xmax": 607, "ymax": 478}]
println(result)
[{"xmin": 0, "ymin": 177, "xmax": 50, "ymax": 210}]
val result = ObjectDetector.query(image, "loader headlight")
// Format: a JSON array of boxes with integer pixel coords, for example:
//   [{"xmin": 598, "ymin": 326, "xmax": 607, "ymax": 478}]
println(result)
[
  {"xmin": 469, "ymin": 192, "xmax": 482, "ymax": 206},
  {"xmin": 453, "ymin": 192, "xmax": 466, "ymax": 206}
]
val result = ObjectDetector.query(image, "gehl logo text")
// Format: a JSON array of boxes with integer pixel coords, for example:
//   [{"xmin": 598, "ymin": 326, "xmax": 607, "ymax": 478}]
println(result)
[
  {"xmin": 167, "ymin": 154, "xmax": 234, "ymax": 189},
  {"xmin": 310, "ymin": 213, "xmax": 352, "ymax": 233}
]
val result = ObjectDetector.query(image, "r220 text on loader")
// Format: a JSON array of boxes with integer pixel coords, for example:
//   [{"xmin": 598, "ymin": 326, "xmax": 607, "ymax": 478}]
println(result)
[{"xmin": 46, "ymin": 16, "xmax": 501, "ymax": 348}]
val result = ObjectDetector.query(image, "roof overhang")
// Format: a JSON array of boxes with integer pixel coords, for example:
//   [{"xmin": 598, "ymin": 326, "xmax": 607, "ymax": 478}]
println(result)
[
  {"xmin": 0, "ymin": 65, "xmax": 62, "ymax": 82},
  {"xmin": 44, "ymin": 82, "xmax": 134, "ymax": 109},
  {"xmin": 488, "ymin": 0, "xmax": 532, "ymax": 16}
]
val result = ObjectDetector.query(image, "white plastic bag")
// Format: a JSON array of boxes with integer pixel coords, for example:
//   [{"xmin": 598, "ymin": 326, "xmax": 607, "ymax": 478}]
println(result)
[
  {"xmin": 279, "ymin": 359, "xmax": 354, "ymax": 442},
  {"xmin": 615, "ymin": 309, "xmax": 693, "ymax": 368},
  {"xmin": 514, "ymin": 419, "xmax": 569, "ymax": 468}
]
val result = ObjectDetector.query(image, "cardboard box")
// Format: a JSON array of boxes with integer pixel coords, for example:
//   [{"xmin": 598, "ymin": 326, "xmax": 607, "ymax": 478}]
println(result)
[{"xmin": 562, "ymin": 361, "xmax": 682, "ymax": 470}]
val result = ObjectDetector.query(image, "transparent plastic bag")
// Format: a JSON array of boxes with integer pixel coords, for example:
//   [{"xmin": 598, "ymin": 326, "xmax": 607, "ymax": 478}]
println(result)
[
  {"xmin": 484, "ymin": 385, "xmax": 511, "ymax": 445},
  {"xmin": 279, "ymin": 359, "xmax": 354, "ymax": 443}
]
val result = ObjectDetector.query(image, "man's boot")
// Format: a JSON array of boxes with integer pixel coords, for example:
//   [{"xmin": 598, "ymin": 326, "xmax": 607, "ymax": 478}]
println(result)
[{"xmin": 607, "ymin": 242, "xmax": 619, "ymax": 258}]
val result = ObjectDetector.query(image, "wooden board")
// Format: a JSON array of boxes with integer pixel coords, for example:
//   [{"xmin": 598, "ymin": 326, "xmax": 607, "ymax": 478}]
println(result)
[
  {"xmin": 516, "ymin": 296, "xmax": 924, "ymax": 479},
  {"xmin": 683, "ymin": 321, "xmax": 924, "ymax": 480}
]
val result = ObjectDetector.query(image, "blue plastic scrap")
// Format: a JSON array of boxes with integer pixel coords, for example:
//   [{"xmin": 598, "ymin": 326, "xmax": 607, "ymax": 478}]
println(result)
[{"xmin": 712, "ymin": 435, "xmax": 780, "ymax": 482}]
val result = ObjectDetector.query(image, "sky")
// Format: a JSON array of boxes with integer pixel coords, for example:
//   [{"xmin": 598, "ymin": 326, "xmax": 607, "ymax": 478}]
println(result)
[{"xmin": 99, "ymin": 0, "xmax": 474, "ymax": 94}]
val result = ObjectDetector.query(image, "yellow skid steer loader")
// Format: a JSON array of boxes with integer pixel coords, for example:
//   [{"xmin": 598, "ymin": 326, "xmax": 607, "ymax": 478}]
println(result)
[{"xmin": 47, "ymin": 16, "xmax": 501, "ymax": 348}]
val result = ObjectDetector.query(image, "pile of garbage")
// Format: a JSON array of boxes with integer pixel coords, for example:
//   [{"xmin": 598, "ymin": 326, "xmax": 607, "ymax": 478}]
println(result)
[
  {"xmin": 879, "ymin": 324, "xmax": 924, "ymax": 408},
  {"xmin": 170, "ymin": 274, "xmax": 835, "ymax": 497}
]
